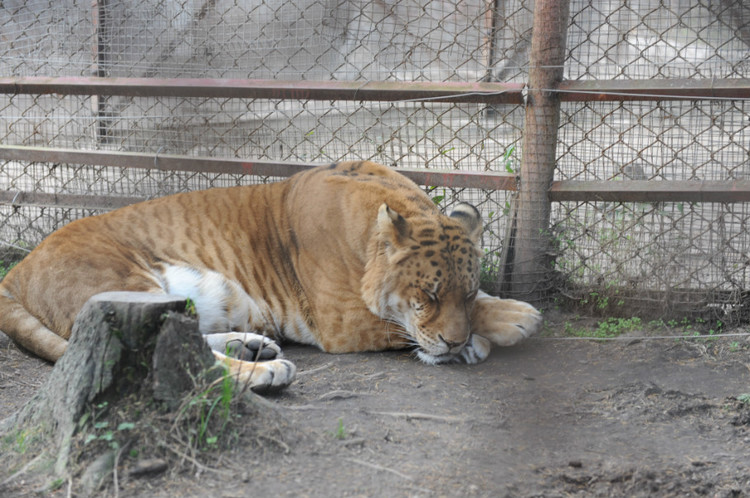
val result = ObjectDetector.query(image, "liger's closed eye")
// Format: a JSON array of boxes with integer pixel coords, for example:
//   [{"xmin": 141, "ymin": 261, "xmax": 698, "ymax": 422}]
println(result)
[{"xmin": 422, "ymin": 289, "xmax": 438, "ymax": 303}]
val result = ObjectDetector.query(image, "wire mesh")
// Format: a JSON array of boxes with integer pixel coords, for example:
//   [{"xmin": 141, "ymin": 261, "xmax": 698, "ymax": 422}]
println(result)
[
  {"xmin": 556, "ymin": 0, "xmax": 750, "ymax": 319},
  {"xmin": 1, "ymin": 0, "xmax": 750, "ymax": 320},
  {"xmin": 567, "ymin": 0, "xmax": 750, "ymax": 80}
]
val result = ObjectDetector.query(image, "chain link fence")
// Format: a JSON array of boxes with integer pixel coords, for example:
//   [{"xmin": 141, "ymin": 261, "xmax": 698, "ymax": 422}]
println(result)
[
  {"xmin": 1, "ymin": 0, "xmax": 749, "ymax": 321},
  {"xmin": 554, "ymin": 1, "xmax": 750, "ymax": 320}
]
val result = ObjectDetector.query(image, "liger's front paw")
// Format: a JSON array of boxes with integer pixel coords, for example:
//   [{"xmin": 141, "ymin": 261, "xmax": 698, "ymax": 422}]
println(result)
[
  {"xmin": 416, "ymin": 334, "xmax": 491, "ymax": 365},
  {"xmin": 458, "ymin": 334, "xmax": 491, "ymax": 364},
  {"xmin": 471, "ymin": 296, "xmax": 542, "ymax": 347}
]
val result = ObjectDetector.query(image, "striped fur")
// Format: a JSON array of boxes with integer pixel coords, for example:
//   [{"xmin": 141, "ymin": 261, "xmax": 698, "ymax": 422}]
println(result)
[{"xmin": 0, "ymin": 161, "xmax": 541, "ymax": 390}]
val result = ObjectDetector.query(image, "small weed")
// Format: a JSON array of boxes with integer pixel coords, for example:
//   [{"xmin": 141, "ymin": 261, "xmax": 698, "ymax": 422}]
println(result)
[
  {"xmin": 185, "ymin": 297, "xmax": 197, "ymax": 317},
  {"xmin": 48, "ymin": 478, "xmax": 65, "ymax": 491},
  {"xmin": 2, "ymin": 429, "xmax": 35, "ymax": 454},
  {"xmin": 176, "ymin": 368, "xmax": 235, "ymax": 450},
  {"xmin": 706, "ymin": 320, "xmax": 723, "ymax": 337},
  {"xmin": 563, "ymin": 322, "xmax": 582, "ymax": 336},
  {"xmin": 83, "ymin": 417, "xmax": 135, "ymax": 451},
  {"xmin": 672, "ymin": 318, "xmax": 725, "ymax": 341},
  {"xmin": 78, "ymin": 400, "xmax": 139, "ymax": 451},
  {"xmin": 426, "ymin": 186, "xmax": 446, "ymax": 205},
  {"xmin": 502, "ymin": 145, "xmax": 518, "ymax": 174},
  {"xmin": 0, "ymin": 259, "xmax": 17, "ymax": 279},
  {"xmin": 648, "ymin": 317, "xmax": 733, "ymax": 345},
  {"xmin": 502, "ymin": 199, "xmax": 512, "ymax": 216},
  {"xmin": 576, "ymin": 287, "xmax": 625, "ymax": 312},
  {"xmin": 15, "ymin": 429, "xmax": 30, "ymax": 453},
  {"xmin": 564, "ymin": 317, "xmax": 642, "ymax": 339},
  {"xmin": 736, "ymin": 393, "xmax": 750, "ymax": 405},
  {"xmin": 480, "ymin": 248, "xmax": 501, "ymax": 290},
  {"xmin": 332, "ymin": 418, "xmax": 347, "ymax": 440}
]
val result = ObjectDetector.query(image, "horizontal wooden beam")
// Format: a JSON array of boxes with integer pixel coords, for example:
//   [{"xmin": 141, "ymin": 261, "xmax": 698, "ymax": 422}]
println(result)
[
  {"xmin": 0, "ymin": 145, "xmax": 517, "ymax": 191},
  {"xmin": 548, "ymin": 180, "xmax": 750, "ymax": 202},
  {"xmin": 0, "ymin": 76, "xmax": 525, "ymax": 104},
  {"xmin": 557, "ymin": 78, "xmax": 750, "ymax": 101}
]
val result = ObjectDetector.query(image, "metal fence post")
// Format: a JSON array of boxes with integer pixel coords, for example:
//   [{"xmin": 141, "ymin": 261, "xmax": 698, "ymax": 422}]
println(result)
[{"xmin": 508, "ymin": 0, "xmax": 571, "ymax": 303}]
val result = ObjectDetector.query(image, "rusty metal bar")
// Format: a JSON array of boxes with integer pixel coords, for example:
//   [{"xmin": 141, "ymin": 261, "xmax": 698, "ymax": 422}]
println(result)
[
  {"xmin": 0, "ymin": 145, "xmax": 518, "ymax": 191},
  {"xmin": 0, "ymin": 190, "xmax": 144, "ymax": 210},
  {"xmin": 2, "ymin": 76, "xmax": 749, "ymax": 103},
  {"xmin": 0, "ymin": 76, "xmax": 525, "ymax": 104},
  {"xmin": 0, "ymin": 145, "xmax": 318, "ymax": 178},
  {"xmin": 6, "ymin": 178, "xmax": 750, "ymax": 212},
  {"xmin": 548, "ymin": 180, "xmax": 750, "ymax": 202},
  {"xmin": 398, "ymin": 168, "xmax": 516, "ymax": 190},
  {"xmin": 557, "ymin": 78, "xmax": 750, "ymax": 101},
  {"xmin": 4, "ymin": 146, "xmax": 749, "ymax": 206}
]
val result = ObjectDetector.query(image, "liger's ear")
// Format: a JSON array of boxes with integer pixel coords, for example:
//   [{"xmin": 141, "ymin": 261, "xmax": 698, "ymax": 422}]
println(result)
[
  {"xmin": 377, "ymin": 203, "xmax": 412, "ymax": 246},
  {"xmin": 449, "ymin": 202, "xmax": 482, "ymax": 244}
]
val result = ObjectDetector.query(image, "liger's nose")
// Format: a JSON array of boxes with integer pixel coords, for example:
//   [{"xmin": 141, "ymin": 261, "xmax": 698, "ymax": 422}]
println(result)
[{"xmin": 438, "ymin": 334, "xmax": 465, "ymax": 352}]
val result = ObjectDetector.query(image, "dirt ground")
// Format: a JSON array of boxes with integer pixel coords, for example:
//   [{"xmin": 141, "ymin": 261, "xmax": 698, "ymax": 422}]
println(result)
[{"xmin": 1, "ymin": 312, "xmax": 749, "ymax": 497}]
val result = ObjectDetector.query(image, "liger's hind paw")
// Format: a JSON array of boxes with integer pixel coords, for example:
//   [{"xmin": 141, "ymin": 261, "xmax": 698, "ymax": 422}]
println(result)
[
  {"xmin": 205, "ymin": 332, "xmax": 282, "ymax": 360},
  {"xmin": 214, "ymin": 352, "xmax": 297, "ymax": 394}
]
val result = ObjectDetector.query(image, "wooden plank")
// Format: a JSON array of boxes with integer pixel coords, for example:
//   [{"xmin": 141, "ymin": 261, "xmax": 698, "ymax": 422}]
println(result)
[
  {"xmin": 0, "ymin": 145, "xmax": 517, "ymax": 191},
  {"xmin": 0, "ymin": 76, "xmax": 525, "ymax": 104},
  {"xmin": 511, "ymin": 0, "xmax": 572, "ymax": 301},
  {"xmin": 548, "ymin": 180, "xmax": 750, "ymax": 202},
  {"xmin": 557, "ymin": 78, "xmax": 750, "ymax": 101}
]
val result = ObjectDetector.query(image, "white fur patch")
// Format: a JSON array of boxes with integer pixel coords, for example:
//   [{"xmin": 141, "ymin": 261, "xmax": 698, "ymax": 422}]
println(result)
[
  {"xmin": 159, "ymin": 264, "xmax": 271, "ymax": 336},
  {"xmin": 281, "ymin": 314, "xmax": 317, "ymax": 345},
  {"xmin": 161, "ymin": 266, "xmax": 228, "ymax": 332}
]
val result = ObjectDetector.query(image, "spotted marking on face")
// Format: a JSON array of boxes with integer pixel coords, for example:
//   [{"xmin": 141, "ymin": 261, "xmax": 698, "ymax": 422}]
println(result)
[{"xmin": 380, "ymin": 212, "xmax": 482, "ymax": 360}]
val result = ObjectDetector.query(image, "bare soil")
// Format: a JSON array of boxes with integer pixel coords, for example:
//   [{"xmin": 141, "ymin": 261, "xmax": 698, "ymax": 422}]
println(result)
[{"xmin": 1, "ymin": 313, "xmax": 749, "ymax": 497}]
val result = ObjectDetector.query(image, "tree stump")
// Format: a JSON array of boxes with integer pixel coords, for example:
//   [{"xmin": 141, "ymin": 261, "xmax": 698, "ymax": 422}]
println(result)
[{"xmin": 0, "ymin": 291, "xmax": 220, "ymax": 478}]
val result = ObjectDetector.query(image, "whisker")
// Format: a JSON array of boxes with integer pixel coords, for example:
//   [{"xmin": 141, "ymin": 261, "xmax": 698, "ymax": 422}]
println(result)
[{"xmin": 381, "ymin": 318, "xmax": 419, "ymax": 349}]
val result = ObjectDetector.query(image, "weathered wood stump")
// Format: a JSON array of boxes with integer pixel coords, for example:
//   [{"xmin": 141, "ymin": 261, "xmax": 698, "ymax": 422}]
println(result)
[{"xmin": 0, "ymin": 291, "xmax": 221, "ymax": 478}]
